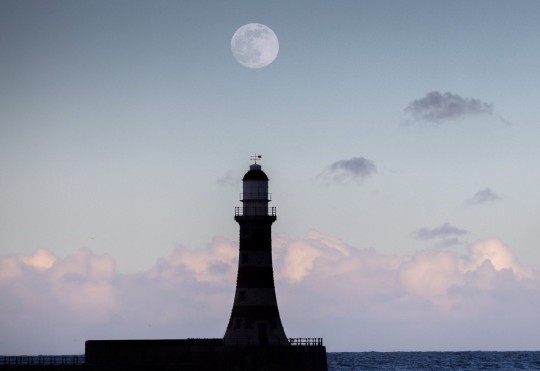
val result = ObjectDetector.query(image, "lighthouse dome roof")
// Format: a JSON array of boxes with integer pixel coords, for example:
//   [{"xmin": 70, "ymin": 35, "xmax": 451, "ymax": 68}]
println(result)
[{"xmin": 243, "ymin": 164, "xmax": 269, "ymax": 181}]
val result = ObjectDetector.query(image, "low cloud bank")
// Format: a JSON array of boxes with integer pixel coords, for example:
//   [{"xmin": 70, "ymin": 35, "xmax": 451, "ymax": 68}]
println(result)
[{"xmin": 1, "ymin": 233, "xmax": 539, "ymax": 353}]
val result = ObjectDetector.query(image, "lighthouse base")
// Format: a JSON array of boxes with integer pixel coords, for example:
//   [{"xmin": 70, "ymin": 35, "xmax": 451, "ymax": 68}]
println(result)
[{"xmin": 85, "ymin": 339, "xmax": 328, "ymax": 371}]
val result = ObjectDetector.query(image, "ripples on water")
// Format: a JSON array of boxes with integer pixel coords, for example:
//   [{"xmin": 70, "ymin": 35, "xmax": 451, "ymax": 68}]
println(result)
[{"xmin": 327, "ymin": 352, "xmax": 540, "ymax": 370}]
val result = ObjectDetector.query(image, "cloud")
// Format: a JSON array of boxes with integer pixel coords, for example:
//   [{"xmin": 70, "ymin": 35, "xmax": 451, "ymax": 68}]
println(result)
[
  {"xmin": 150, "ymin": 237, "xmax": 237, "ymax": 283},
  {"xmin": 461, "ymin": 239, "xmax": 534, "ymax": 280},
  {"xmin": 317, "ymin": 157, "xmax": 377, "ymax": 185},
  {"xmin": 1, "ymin": 233, "xmax": 539, "ymax": 353},
  {"xmin": 465, "ymin": 187, "xmax": 501, "ymax": 205},
  {"xmin": 275, "ymin": 231, "xmax": 350, "ymax": 283},
  {"xmin": 216, "ymin": 170, "xmax": 240, "ymax": 187},
  {"xmin": 404, "ymin": 91, "xmax": 495, "ymax": 125},
  {"xmin": 20, "ymin": 249, "xmax": 57, "ymax": 271},
  {"xmin": 413, "ymin": 222, "xmax": 469, "ymax": 241}
]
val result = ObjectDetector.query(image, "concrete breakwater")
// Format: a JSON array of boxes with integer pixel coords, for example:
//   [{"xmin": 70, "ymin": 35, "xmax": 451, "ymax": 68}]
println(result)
[
  {"xmin": 1, "ymin": 338, "xmax": 328, "ymax": 371},
  {"xmin": 85, "ymin": 338, "xmax": 328, "ymax": 371}
]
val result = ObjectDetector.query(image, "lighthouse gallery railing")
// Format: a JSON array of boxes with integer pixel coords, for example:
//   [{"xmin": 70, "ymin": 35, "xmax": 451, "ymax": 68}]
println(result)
[{"xmin": 235, "ymin": 206, "xmax": 276, "ymax": 217}]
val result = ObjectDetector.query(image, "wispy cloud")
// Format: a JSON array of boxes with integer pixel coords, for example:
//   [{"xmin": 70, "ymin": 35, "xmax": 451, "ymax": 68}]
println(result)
[
  {"xmin": 465, "ymin": 187, "xmax": 501, "ymax": 205},
  {"xmin": 317, "ymin": 157, "xmax": 377, "ymax": 185},
  {"xmin": 413, "ymin": 223, "xmax": 469, "ymax": 248},
  {"xmin": 404, "ymin": 91, "xmax": 496, "ymax": 125},
  {"xmin": 1, "ymin": 233, "xmax": 539, "ymax": 353},
  {"xmin": 216, "ymin": 170, "xmax": 240, "ymax": 187},
  {"xmin": 413, "ymin": 223, "xmax": 469, "ymax": 240},
  {"xmin": 435, "ymin": 237, "xmax": 462, "ymax": 248}
]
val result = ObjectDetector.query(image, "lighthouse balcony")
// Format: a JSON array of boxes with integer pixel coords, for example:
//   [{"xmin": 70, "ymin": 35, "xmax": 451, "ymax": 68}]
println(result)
[{"xmin": 235, "ymin": 206, "xmax": 276, "ymax": 217}]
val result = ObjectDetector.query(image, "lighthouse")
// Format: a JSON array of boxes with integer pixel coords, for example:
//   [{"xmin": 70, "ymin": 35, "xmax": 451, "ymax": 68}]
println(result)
[{"xmin": 224, "ymin": 156, "xmax": 288, "ymax": 345}]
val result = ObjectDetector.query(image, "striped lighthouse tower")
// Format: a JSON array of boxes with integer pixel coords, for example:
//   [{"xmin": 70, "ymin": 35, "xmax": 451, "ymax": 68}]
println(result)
[{"xmin": 224, "ymin": 156, "xmax": 288, "ymax": 346}]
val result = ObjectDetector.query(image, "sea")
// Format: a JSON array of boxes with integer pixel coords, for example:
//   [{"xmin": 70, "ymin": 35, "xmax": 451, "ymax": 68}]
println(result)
[
  {"xmin": 327, "ymin": 352, "xmax": 540, "ymax": 370},
  {"xmin": 2, "ymin": 352, "xmax": 540, "ymax": 369}
]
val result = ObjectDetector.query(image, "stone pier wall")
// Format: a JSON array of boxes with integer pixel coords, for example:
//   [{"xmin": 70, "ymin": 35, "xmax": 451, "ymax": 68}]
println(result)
[{"xmin": 85, "ymin": 338, "xmax": 328, "ymax": 371}]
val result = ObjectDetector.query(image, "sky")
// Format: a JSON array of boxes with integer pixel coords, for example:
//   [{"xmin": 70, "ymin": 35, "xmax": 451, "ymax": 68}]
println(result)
[{"xmin": 1, "ymin": 0, "xmax": 540, "ymax": 354}]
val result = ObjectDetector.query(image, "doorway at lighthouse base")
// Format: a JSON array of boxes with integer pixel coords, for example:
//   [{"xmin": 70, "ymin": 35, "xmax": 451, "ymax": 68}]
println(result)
[{"xmin": 85, "ymin": 338, "xmax": 328, "ymax": 371}]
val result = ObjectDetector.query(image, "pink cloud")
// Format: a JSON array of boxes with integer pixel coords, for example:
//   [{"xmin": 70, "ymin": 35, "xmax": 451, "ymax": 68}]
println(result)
[
  {"xmin": 1, "ymin": 232, "xmax": 539, "ymax": 354},
  {"xmin": 47, "ymin": 248, "xmax": 118, "ymax": 321},
  {"xmin": 150, "ymin": 237, "xmax": 238, "ymax": 283}
]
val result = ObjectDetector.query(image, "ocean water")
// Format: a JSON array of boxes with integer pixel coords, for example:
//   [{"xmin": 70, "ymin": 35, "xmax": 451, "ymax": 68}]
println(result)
[{"xmin": 327, "ymin": 352, "xmax": 540, "ymax": 370}]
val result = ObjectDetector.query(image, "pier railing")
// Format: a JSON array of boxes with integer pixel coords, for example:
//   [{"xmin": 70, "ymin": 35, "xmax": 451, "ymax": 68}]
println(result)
[
  {"xmin": 0, "ymin": 355, "xmax": 85, "ymax": 366},
  {"xmin": 221, "ymin": 337, "xmax": 323, "ymax": 347},
  {"xmin": 289, "ymin": 338, "xmax": 324, "ymax": 346}
]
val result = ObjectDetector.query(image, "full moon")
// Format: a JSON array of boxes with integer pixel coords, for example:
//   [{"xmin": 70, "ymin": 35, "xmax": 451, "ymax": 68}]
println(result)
[{"xmin": 231, "ymin": 23, "xmax": 279, "ymax": 69}]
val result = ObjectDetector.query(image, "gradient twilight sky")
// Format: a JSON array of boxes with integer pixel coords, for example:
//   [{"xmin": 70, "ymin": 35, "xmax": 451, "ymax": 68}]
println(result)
[{"xmin": 1, "ymin": 0, "xmax": 540, "ymax": 354}]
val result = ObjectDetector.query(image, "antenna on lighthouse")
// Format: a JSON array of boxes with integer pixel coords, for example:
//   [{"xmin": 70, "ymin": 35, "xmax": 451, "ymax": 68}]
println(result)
[{"xmin": 250, "ymin": 154, "xmax": 262, "ymax": 164}]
